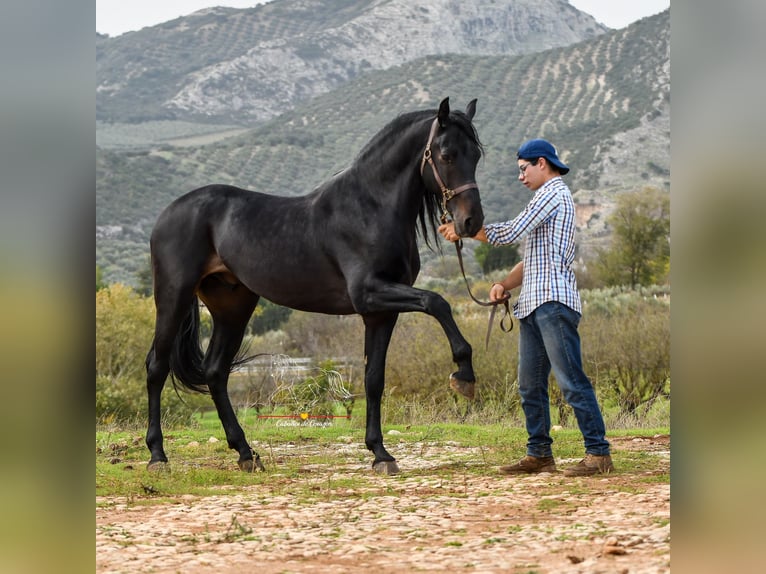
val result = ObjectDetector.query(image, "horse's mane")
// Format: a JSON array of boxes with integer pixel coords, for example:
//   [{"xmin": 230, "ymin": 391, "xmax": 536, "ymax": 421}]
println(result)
[
  {"xmin": 354, "ymin": 110, "xmax": 430, "ymax": 157},
  {"xmin": 354, "ymin": 108, "xmax": 483, "ymax": 250}
]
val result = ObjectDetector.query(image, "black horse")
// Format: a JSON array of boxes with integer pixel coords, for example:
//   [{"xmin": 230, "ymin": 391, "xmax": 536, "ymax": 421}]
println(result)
[{"xmin": 145, "ymin": 98, "xmax": 484, "ymax": 475}]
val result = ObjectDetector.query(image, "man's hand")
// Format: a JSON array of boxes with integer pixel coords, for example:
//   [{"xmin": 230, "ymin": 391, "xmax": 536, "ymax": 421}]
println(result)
[
  {"xmin": 438, "ymin": 222, "xmax": 460, "ymax": 242},
  {"xmin": 489, "ymin": 282, "xmax": 509, "ymax": 302}
]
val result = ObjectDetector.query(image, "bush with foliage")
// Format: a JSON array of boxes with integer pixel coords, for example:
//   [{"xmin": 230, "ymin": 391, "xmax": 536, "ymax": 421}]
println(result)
[
  {"xmin": 579, "ymin": 286, "xmax": 670, "ymax": 421},
  {"xmin": 249, "ymin": 299, "xmax": 293, "ymax": 335},
  {"xmin": 269, "ymin": 360, "xmax": 354, "ymax": 418},
  {"xmin": 96, "ymin": 282, "xmax": 670, "ymax": 428},
  {"xmin": 96, "ymin": 284, "xmax": 209, "ymax": 422},
  {"xmin": 473, "ymin": 242, "xmax": 521, "ymax": 275}
]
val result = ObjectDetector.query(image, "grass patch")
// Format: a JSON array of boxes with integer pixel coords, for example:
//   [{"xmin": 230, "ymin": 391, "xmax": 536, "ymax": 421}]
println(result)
[
  {"xmin": 537, "ymin": 498, "xmax": 573, "ymax": 513},
  {"xmin": 97, "ymin": 413, "xmax": 669, "ymax": 501}
]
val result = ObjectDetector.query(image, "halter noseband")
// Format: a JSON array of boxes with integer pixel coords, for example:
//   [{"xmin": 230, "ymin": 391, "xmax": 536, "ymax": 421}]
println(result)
[{"xmin": 420, "ymin": 117, "xmax": 479, "ymax": 224}]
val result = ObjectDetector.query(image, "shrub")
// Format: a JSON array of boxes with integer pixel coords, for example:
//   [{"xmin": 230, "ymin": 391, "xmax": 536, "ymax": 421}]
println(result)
[
  {"xmin": 95, "ymin": 283, "xmax": 670, "ymax": 428},
  {"xmin": 96, "ymin": 285, "xmax": 209, "ymax": 422},
  {"xmin": 474, "ymin": 242, "xmax": 521, "ymax": 274},
  {"xmin": 580, "ymin": 287, "xmax": 670, "ymax": 419},
  {"xmin": 269, "ymin": 359, "xmax": 354, "ymax": 417}
]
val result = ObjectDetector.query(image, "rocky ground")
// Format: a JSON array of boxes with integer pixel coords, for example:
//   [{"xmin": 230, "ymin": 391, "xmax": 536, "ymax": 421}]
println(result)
[{"xmin": 96, "ymin": 435, "xmax": 670, "ymax": 573}]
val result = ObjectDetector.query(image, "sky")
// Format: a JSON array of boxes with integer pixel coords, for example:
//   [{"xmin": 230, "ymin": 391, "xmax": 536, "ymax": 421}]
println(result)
[{"xmin": 96, "ymin": 0, "xmax": 670, "ymax": 38}]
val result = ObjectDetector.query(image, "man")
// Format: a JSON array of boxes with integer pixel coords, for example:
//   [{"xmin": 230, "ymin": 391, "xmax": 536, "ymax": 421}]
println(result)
[{"xmin": 438, "ymin": 138, "xmax": 613, "ymax": 477}]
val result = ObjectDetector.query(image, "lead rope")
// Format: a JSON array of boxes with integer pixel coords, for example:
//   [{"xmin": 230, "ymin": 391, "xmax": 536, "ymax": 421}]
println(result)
[{"xmin": 451, "ymin": 236, "xmax": 513, "ymax": 350}]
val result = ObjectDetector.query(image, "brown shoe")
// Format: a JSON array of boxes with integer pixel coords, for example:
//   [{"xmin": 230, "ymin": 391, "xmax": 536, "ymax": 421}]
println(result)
[
  {"xmin": 499, "ymin": 455, "xmax": 557, "ymax": 475},
  {"xmin": 563, "ymin": 454, "xmax": 615, "ymax": 476}
]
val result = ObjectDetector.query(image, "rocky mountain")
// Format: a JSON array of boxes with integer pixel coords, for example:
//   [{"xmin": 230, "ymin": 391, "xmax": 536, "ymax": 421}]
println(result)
[
  {"xmin": 96, "ymin": 6, "xmax": 669, "ymax": 287},
  {"xmin": 97, "ymin": 0, "xmax": 607, "ymax": 124}
]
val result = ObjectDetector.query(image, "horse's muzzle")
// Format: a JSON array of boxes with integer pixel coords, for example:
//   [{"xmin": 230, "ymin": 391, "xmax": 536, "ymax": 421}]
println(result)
[{"xmin": 454, "ymin": 205, "xmax": 484, "ymax": 238}]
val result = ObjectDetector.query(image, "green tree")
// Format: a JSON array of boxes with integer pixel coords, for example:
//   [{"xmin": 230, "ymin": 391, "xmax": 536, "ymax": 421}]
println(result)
[
  {"xmin": 135, "ymin": 256, "xmax": 153, "ymax": 297},
  {"xmin": 249, "ymin": 299, "xmax": 293, "ymax": 335},
  {"xmin": 96, "ymin": 265, "xmax": 107, "ymax": 291},
  {"xmin": 595, "ymin": 187, "xmax": 670, "ymax": 287},
  {"xmin": 474, "ymin": 243, "xmax": 521, "ymax": 275}
]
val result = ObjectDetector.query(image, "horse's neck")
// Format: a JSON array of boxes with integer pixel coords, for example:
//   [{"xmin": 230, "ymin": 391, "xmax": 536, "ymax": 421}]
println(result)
[{"xmin": 355, "ymin": 121, "xmax": 428, "ymax": 204}]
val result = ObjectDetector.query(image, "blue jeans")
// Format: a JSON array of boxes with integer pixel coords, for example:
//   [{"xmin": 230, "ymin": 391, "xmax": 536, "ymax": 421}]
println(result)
[{"xmin": 518, "ymin": 301, "xmax": 610, "ymax": 457}]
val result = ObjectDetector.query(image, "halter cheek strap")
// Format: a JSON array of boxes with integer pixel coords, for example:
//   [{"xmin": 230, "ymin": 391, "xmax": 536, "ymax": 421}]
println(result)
[{"xmin": 420, "ymin": 117, "xmax": 479, "ymax": 223}]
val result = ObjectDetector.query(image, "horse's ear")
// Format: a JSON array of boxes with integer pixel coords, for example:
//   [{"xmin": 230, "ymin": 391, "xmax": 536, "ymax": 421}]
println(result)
[
  {"xmin": 465, "ymin": 99, "xmax": 477, "ymax": 121},
  {"xmin": 437, "ymin": 97, "xmax": 450, "ymax": 127}
]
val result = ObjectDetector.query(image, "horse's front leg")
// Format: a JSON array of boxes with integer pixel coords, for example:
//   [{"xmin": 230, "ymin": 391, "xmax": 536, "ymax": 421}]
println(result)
[
  {"xmin": 362, "ymin": 313, "xmax": 400, "ymax": 475},
  {"xmin": 357, "ymin": 282, "xmax": 476, "ymax": 399},
  {"xmin": 426, "ymin": 293, "xmax": 476, "ymax": 399}
]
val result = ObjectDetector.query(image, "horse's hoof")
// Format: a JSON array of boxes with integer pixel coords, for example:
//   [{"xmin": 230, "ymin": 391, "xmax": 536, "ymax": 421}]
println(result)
[
  {"xmin": 238, "ymin": 454, "xmax": 265, "ymax": 472},
  {"xmin": 372, "ymin": 460, "xmax": 400, "ymax": 475},
  {"xmin": 147, "ymin": 461, "xmax": 169, "ymax": 473},
  {"xmin": 450, "ymin": 375, "xmax": 475, "ymax": 400}
]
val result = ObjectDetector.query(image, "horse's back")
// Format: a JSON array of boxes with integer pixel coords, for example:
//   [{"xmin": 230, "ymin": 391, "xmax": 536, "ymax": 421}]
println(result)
[
  {"xmin": 152, "ymin": 184, "xmax": 288, "ymax": 248},
  {"xmin": 153, "ymin": 184, "xmax": 251, "ymax": 230}
]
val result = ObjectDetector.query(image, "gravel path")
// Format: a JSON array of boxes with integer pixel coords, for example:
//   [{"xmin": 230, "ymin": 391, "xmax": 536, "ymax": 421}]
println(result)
[{"xmin": 97, "ymin": 435, "xmax": 670, "ymax": 573}]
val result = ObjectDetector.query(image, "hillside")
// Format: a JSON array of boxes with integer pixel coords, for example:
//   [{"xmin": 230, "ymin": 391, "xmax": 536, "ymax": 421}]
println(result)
[
  {"xmin": 96, "ymin": 9, "xmax": 669, "ymax": 286},
  {"xmin": 97, "ymin": 0, "xmax": 606, "ymax": 125}
]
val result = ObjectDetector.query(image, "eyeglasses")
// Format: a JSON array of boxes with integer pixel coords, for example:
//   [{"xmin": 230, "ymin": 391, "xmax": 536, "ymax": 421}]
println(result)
[{"xmin": 518, "ymin": 160, "xmax": 538, "ymax": 175}]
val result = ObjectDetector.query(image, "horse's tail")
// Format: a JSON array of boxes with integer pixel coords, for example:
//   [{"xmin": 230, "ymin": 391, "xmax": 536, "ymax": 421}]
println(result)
[{"xmin": 169, "ymin": 301, "xmax": 210, "ymax": 394}]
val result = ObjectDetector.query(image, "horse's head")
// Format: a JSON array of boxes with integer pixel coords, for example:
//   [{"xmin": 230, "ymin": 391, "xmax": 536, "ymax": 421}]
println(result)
[{"xmin": 422, "ymin": 97, "xmax": 485, "ymax": 238}]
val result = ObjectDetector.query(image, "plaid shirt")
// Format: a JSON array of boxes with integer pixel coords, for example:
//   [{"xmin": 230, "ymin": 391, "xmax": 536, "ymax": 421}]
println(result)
[{"xmin": 484, "ymin": 176, "xmax": 581, "ymax": 319}]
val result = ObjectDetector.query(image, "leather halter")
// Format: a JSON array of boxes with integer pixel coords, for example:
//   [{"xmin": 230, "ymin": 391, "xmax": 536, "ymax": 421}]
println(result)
[{"xmin": 420, "ymin": 117, "xmax": 479, "ymax": 224}]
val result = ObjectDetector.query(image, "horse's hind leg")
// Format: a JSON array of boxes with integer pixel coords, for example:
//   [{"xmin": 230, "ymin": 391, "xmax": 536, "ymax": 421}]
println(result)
[
  {"xmin": 362, "ymin": 313, "xmax": 400, "ymax": 475},
  {"xmin": 199, "ymin": 277, "xmax": 264, "ymax": 471},
  {"xmin": 145, "ymin": 288, "xmax": 197, "ymax": 470},
  {"xmin": 145, "ymin": 342, "xmax": 170, "ymax": 470}
]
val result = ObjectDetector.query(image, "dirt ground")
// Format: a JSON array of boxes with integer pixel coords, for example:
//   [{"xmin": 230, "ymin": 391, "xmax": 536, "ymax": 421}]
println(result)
[{"xmin": 96, "ymin": 434, "xmax": 670, "ymax": 573}]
